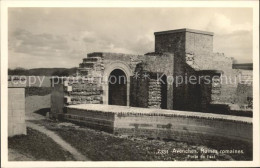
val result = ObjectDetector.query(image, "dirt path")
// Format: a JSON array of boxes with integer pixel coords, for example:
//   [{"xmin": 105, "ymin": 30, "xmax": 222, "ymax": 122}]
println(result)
[{"xmin": 26, "ymin": 121, "xmax": 89, "ymax": 161}]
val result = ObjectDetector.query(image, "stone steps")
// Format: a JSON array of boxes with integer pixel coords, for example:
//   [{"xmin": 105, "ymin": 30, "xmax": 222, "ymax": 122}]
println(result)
[
  {"xmin": 83, "ymin": 57, "xmax": 101, "ymax": 63},
  {"xmin": 87, "ymin": 52, "xmax": 103, "ymax": 58},
  {"xmin": 79, "ymin": 62, "xmax": 95, "ymax": 68}
]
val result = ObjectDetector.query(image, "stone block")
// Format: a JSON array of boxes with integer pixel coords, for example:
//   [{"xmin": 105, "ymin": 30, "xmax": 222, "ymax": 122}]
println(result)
[
  {"xmin": 64, "ymin": 96, "xmax": 71, "ymax": 103},
  {"xmin": 65, "ymin": 86, "xmax": 72, "ymax": 92},
  {"xmin": 64, "ymin": 81, "xmax": 69, "ymax": 86}
]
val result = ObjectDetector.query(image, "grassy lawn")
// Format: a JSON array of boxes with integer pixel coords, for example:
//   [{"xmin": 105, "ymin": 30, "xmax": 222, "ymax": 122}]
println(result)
[
  {"xmin": 8, "ymin": 127, "xmax": 75, "ymax": 161},
  {"xmin": 31, "ymin": 119, "xmax": 238, "ymax": 161}
]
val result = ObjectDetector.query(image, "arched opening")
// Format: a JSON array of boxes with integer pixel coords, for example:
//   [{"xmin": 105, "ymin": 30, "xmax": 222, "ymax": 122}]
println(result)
[
  {"xmin": 108, "ymin": 69, "xmax": 127, "ymax": 106},
  {"xmin": 160, "ymin": 75, "xmax": 167, "ymax": 109}
]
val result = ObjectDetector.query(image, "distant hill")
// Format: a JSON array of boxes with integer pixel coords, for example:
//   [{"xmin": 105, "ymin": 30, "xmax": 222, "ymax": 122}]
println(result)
[
  {"xmin": 232, "ymin": 63, "xmax": 253, "ymax": 70},
  {"xmin": 8, "ymin": 67, "xmax": 78, "ymax": 76}
]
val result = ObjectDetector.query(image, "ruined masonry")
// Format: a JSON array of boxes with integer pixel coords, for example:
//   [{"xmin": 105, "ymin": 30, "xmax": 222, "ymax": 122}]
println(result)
[
  {"xmin": 51, "ymin": 28, "xmax": 252, "ymax": 118},
  {"xmin": 50, "ymin": 28, "xmax": 252, "ymax": 145}
]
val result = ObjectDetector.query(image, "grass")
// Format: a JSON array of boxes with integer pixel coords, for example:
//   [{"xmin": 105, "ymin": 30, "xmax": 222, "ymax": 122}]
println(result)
[
  {"xmin": 8, "ymin": 127, "xmax": 75, "ymax": 161},
  {"xmin": 31, "ymin": 119, "xmax": 238, "ymax": 161}
]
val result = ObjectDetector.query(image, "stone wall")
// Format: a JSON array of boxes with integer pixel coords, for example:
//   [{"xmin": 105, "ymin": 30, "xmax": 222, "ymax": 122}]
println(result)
[
  {"xmin": 154, "ymin": 31, "xmax": 186, "ymax": 110},
  {"xmin": 185, "ymin": 31, "xmax": 213, "ymax": 56},
  {"xmin": 51, "ymin": 52, "xmax": 145, "ymax": 117},
  {"xmin": 50, "ymin": 81, "xmax": 65, "ymax": 119},
  {"xmin": 155, "ymin": 31, "xmax": 186, "ymax": 55},
  {"xmin": 69, "ymin": 80, "xmax": 103, "ymax": 105},
  {"xmin": 8, "ymin": 82, "xmax": 27, "ymax": 137},
  {"xmin": 69, "ymin": 52, "xmax": 174, "ymax": 109},
  {"xmin": 209, "ymin": 53, "xmax": 237, "ymax": 105},
  {"xmin": 78, "ymin": 52, "xmax": 145, "ymax": 106},
  {"xmin": 114, "ymin": 113, "xmax": 252, "ymax": 143},
  {"xmin": 154, "ymin": 28, "xmax": 252, "ymax": 113},
  {"xmin": 235, "ymin": 70, "xmax": 253, "ymax": 108},
  {"xmin": 79, "ymin": 52, "xmax": 145, "ymax": 76},
  {"xmin": 132, "ymin": 53, "xmax": 174, "ymax": 109},
  {"xmin": 148, "ymin": 78, "xmax": 161, "ymax": 108},
  {"xmin": 64, "ymin": 104, "xmax": 252, "ymax": 154},
  {"xmin": 64, "ymin": 107, "xmax": 115, "ymax": 133},
  {"xmin": 154, "ymin": 29, "xmax": 216, "ymax": 112},
  {"xmin": 130, "ymin": 74, "xmax": 169, "ymax": 109},
  {"xmin": 102, "ymin": 52, "xmax": 144, "ymax": 73}
]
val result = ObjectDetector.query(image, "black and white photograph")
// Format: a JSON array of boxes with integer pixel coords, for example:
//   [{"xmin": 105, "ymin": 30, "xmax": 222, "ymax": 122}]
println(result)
[{"xmin": 1, "ymin": 1, "xmax": 259, "ymax": 167}]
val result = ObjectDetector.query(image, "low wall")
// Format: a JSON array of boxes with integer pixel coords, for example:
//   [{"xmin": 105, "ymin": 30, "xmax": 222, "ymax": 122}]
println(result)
[
  {"xmin": 65, "ymin": 107, "xmax": 115, "ymax": 133},
  {"xmin": 114, "ymin": 113, "xmax": 251, "ymax": 144},
  {"xmin": 65, "ymin": 105, "xmax": 252, "ymax": 144}
]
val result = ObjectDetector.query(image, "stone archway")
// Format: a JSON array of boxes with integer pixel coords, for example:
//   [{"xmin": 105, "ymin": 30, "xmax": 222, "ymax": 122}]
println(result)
[{"xmin": 103, "ymin": 61, "xmax": 132, "ymax": 106}]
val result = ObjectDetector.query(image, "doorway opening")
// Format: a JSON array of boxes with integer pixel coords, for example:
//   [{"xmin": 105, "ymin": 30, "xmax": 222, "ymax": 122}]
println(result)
[
  {"xmin": 108, "ymin": 69, "xmax": 127, "ymax": 106},
  {"xmin": 160, "ymin": 75, "xmax": 167, "ymax": 109}
]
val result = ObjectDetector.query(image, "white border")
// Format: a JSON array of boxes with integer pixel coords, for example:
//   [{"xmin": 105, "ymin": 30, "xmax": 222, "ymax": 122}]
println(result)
[{"xmin": 1, "ymin": 1, "xmax": 259, "ymax": 167}]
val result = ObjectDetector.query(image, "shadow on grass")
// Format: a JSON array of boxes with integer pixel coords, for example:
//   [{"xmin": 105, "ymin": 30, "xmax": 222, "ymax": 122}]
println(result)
[{"xmin": 34, "ymin": 108, "xmax": 50, "ymax": 116}]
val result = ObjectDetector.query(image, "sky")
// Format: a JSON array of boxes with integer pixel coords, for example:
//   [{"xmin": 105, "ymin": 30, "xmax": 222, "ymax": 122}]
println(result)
[{"xmin": 8, "ymin": 8, "xmax": 253, "ymax": 69}]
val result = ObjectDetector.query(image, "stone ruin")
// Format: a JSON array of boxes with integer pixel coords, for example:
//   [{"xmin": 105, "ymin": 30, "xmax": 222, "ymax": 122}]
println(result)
[
  {"xmin": 6, "ymin": 29, "xmax": 253, "ymax": 152},
  {"xmin": 51, "ymin": 28, "xmax": 253, "ymax": 119},
  {"xmin": 49, "ymin": 28, "xmax": 253, "ymax": 149}
]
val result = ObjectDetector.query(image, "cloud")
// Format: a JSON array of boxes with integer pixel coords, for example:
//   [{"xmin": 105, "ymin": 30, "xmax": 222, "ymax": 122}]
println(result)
[
  {"xmin": 213, "ymin": 30, "xmax": 252, "ymax": 63},
  {"xmin": 121, "ymin": 35, "xmax": 154, "ymax": 54},
  {"xmin": 203, "ymin": 12, "xmax": 253, "ymax": 63},
  {"xmin": 8, "ymin": 8, "xmax": 253, "ymax": 68},
  {"xmin": 206, "ymin": 13, "xmax": 252, "ymax": 35},
  {"xmin": 8, "ymin": 29, "xmax": 84, "ymax": 68},
  {"xmin": 9, "ymin": 29, "xmax": 69, "ymax": 56},
  {"xmin": 80, "ymin": 29, "xmax": 153, "ymax": 54}
]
